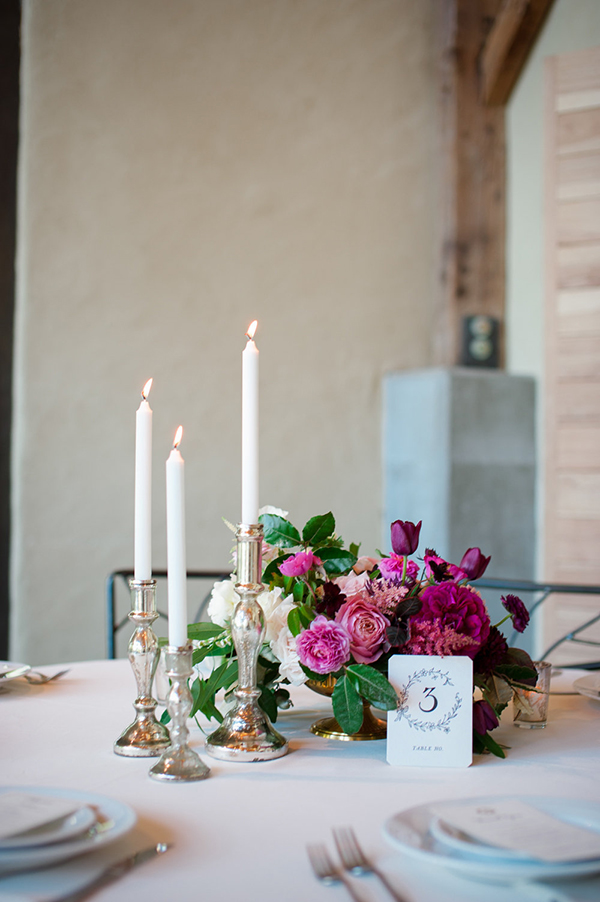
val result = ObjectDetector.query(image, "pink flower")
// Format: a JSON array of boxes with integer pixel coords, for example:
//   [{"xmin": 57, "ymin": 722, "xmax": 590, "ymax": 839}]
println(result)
[
  {"xmin": 423, "ymin": 550, "xmax": 467, "ymax": 582},
  {"xmin": 402, "ymin": 620, "xmax": 477, "ymax": 657},
  {"xmin": 279, "ymin": 550, "xmax": 321, "ymax": 577},
  {"xmin": 412, "ymin": 581, "xmax": 490, "ymax": 658},
  {"xmin": 378, "ymin": 554, "xmax": 419, "ymax": 582},
  {"xmin": 334, "ymin": 570, "xmax": 371, "ymax": 597},
  {"xmin": 296, "ymin": 616, "xmax": 350, "ymax": 674},
  {"xmin": 335, "ymin": 595, "xmax": 391, "ymax": 664},
  {"xmin": 353, "ymin": 556, "xmax": 380, "ymax": 574}
]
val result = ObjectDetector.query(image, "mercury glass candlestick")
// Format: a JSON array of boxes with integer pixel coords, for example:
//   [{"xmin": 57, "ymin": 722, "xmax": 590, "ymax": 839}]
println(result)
[
  {"xmin": 149, "ymin": 644, "xmax": 211, "ymax": 782},
  {"xmin": 114, "ymin": 579, "xmax": 171, "ymax": 757},
  {"xmin": 205, "ymin": 523, "xmax": 288, "ymax": 761}
]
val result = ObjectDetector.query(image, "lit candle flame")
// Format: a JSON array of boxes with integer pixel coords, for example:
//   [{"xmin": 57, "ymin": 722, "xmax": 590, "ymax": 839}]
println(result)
[
  {"xmin": 173, "ymin": 425, "xmax": 183, "ymax": 449},
  {"xmin": 246, "ymin": 320, "xmax": 258, "ymax": 341},
  {"xmin": 141, "ymin": 378, "xmax": 153, "ymax": 401}
]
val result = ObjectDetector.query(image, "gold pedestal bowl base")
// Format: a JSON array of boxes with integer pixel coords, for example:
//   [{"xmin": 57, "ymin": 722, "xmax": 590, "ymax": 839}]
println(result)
[{"xmin": 307, "ymin": 677, "xmax": 387, "ymax": 741}]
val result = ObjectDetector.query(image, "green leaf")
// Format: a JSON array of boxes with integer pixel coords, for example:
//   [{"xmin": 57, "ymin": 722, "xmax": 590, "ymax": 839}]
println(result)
[
  {"xmin": 293, "ymin": 581, "xmax": 306, "ymax": 604},
  {"xmin": 316, "ymin": 546, "xmax": 358, "ymax": 575},
  {"xmin": 187, "ymin": 622, "xmax": 226, "ymax": 641},
  {"xmin": 298, "ymin": 603, "xmax": 315, "ymax": 628},
  {"xmin": 302, "ymin": 512, "xmax": 335, "ymax": 546},
  {"xmin": 259, "ymin": 514, "xmax": 302, "ymax": 547},
  {"xmin": 482, "ymin": 731, "xmax": 506, "ymax": 759},
  {"xmin": 349, "ymin": 542, "xmax": 361, "ymax": 558},
  {"xmin": 495, "ymin": 663, "xmax": 538, "ymax": 684},
  {"xmin": 160, "ymin": 708, "xmax": 171, "ymax": 725},
  {"xmin": 258, "ymin": 685, "xmax": 278, "ymax": 722},
  {"xmin": 345, "ymin": 664, "xmax": 397, "ymax": 710},
  {"xmin": 299, "ymin": 664, "xmax": 328, "ymax": 682},
  {"xmin": 287, "ymin": 606, "xmax": 302, "ymax": 637},
  {"xmin": 332, "ymin": 674, "xmax": 364, "ymax": 734}
]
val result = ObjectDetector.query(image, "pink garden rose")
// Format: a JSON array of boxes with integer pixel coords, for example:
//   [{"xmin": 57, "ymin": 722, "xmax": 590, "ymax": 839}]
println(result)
[
  {"xmin": 334, "ymin": 570, "xmax": 371, "ymax": 597},
  {"xmin": 411, "ymin": 581, "xmax": 490, "ymax": 658},
  {"xmin": 296, "ymin": 615, "xmax": 350, "ymax": 674},
  {"xmin": 335, "ymin": 595, "xmax": 391, "ymax": 664},
  {"xmin": 279, "ymin": 550, "xmax": 321, "ymax": 577},
  {"xmin": 378, "ymin": 553, "xmax": 419, "ymax": 582}
]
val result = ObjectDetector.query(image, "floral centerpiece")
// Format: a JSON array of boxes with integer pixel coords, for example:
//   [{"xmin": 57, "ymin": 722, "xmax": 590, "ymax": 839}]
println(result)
[{"xmin": 186, "ymin": 510, "xmax": 537, "ymax": 757}]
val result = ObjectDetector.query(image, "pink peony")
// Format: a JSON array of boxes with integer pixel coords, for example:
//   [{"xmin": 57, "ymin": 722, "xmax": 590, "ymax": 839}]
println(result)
[
  {"xmin": 378, "ymin": 554, "xmax": 419, "ymax": 582},
  {"xmin": 335, "ymin": 595, "xmax": 391, "ymax": 664},
  {"xmin": 279, "ymin": 550, "xmax": 321, "ymax": 577},
  {"xmin": 412, "ymin": 581, "xmax": 490, "ymax": 658},
  {"xmin": 296, "ymin": 616, "xmax": 350, "ymax": 674}
]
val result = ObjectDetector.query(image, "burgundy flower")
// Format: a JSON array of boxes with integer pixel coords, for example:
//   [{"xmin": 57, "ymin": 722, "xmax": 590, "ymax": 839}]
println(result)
[
  {"xmin": 501, "ymin": 594, "xmax": 530, "ymax": 633},
  {"xmin": 459, "ymin": 547, "xmax": 491, "ymax": 580},
  {"xmin": 473, "ymin": 625, "xmax": 508, "ymax": 675},
  {"xmin": 424, "ymin": 549, "xmax": 467, "ymax": 582},
  {"xmin": 296, "ymin": 616, "xmax": 350, "ymax": 674},
  {"xmin": 473, "ymin": 699, "xmax": 499, "ymax": 735},
  {"xmin": 413, "ymin": 581, "xmax": 491, "ymax": 658},
  {"xmin": 315, "ymin": 582, "xmax": 346, "ymax": 618},
  {"xmin": 335, "ymin": 595, "xmax": 391, "ymax": 664},
  {"xmin": 390, "ymin": 520, "xmax": 422, "ymax": 556}
]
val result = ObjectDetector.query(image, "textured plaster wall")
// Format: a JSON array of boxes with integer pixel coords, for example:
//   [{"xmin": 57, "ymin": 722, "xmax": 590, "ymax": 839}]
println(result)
[{"xmin": 12, "ymin": 0, "xmax": 438, "ymax": 663}]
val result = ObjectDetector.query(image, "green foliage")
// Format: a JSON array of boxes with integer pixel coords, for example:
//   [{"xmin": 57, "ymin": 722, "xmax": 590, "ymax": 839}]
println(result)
[
  {"xmin": 302, "ymin": 512, "xmax": 336, "ymax": 546},
  {"xmin": 259, "ymin": 514, "xmax": 302, "ymax": 547},
  {"xmin": 345, "ymin": 664, "xmax": 397, "ymax": 711},
  {"xmin": 315, "ymin": 546, "xmax": 358, "ymax": 575},
  {"xmin": 332, "ymin": 674, "xmax": 364, "ymax": 734}
]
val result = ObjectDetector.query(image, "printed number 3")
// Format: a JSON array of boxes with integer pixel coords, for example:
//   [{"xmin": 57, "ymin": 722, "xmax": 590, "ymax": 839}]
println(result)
[{"xmin": 419, "ymin": 687, "xmax": 438, "ymax": 713}]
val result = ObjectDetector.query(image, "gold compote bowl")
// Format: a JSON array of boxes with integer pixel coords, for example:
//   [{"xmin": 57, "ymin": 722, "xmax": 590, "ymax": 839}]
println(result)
[{"xmin": 307, "ymin": 675, "xmax": 387, "ymax": 741}]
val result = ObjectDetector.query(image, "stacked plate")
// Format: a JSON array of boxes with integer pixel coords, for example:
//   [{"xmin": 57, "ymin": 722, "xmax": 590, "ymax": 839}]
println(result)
[
  {"xmin": 0, "ymin": 661, "xmax": 31, "ymax": 682},
  {"xmin": 383, "ymin": 796, "xmax": 600, "ymax": 882},
  {"xmin": 0, "ymin": 787, "xmax": 136, "ymax": 875}
]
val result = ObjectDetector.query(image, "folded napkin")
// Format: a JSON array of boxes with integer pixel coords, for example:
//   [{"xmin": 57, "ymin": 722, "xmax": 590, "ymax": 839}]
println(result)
[{"xmin": 0, "ymin": 794, "xmax": 83, "ymax": 842}]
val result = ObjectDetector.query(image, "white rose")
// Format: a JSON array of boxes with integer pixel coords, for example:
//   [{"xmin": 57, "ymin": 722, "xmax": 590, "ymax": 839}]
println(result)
[
  {"xmin": 271, "ymin": 622, "xmax": 306, "ymax": 686},
  {"xmin": 257, "ymin": 586, "xmax": 289, "ymax": 644},
  {"xmin": 207, "ymin": 579, "xmax": 237, "ymax": 627},
  {"xmin": 259, "ymin": 505, "xmax": 289, "ymax": 518}
]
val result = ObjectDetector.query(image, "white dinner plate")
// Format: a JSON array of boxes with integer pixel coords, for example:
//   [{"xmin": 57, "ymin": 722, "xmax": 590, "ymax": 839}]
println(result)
[
  {"xmin": 0, "ymin": 805, "xmax": 97, "ymax": 850},
  {"xmin": 428, "ymin": 815, "xmax": 534, "ymax": 862},
  {"xmin": 383, "ymin": 796, "xmax": 600, "ymax": 882},
  {"xmin": 0, "ymin": 661, "xmax": 31, "ymax": 681},
  {"xmin": 574, "ymin": 673, "xmax": 600, "ymax": 700},
  {"xmin": 0, "ymin": 787, "xmax": 136, "ymax": 875}
]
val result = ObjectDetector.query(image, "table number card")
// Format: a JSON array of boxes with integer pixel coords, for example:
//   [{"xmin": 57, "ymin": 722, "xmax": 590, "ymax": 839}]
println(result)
[{"xmin": 387, "ymin": 655, "xmax": 473, "ymax": 767}]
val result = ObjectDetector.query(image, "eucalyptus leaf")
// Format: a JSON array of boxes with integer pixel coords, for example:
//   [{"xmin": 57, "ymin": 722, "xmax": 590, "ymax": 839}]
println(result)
[
  {"xmin": 332, "ymin": 675, "xmax": 364, "ymax": 734},
  {"xmin": 302, "ymin": 512, "xmax": 335, "ymax": 546},
  {"xmin": 260, "ymin": 514, "xmax": 302, "ymax": 547},
  {"xmin": 345, "ymin": 664, "xmax": 397, "ymax": 710}
]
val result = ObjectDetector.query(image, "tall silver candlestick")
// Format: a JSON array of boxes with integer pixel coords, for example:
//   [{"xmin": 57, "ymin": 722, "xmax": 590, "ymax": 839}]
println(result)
[
  {"xmin": 205, "ymin": 523, "xmax": 289, "ymax": 761},
  {"xmin": 149, "ymin": 644, "xmax": 211, "ymax": 782},
  {"xmin": 114, "ymin": 579, "xmax": 171, "ymax": 757}
]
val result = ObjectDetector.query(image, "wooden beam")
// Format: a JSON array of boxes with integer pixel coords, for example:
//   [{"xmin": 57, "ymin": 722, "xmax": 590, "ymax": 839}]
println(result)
[
  {"xmin": 481, "ymin": 0, "xmax": 556, "ymax": 106},
  {"xmin": 434, "ymin": 0, "xmax": 506, "ymax": 366}
]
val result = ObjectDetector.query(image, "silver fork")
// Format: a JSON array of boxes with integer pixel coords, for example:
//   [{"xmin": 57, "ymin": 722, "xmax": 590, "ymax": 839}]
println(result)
[
  {"xmin": 333, "ymin": 827, "xmax": 407, "ymax": 902},
  {"xmin": 24, "ymin": 669, "xmax": 70, "ymax": 684},
  {"xmin": 307, "ymin": 843, "xmax": 368, "ymax": 902}
]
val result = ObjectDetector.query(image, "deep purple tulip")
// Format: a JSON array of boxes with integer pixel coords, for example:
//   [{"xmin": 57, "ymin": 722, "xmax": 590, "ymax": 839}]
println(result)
[
  {"xmin": 390, "ymin": 519, "xmax": 422, "ymax": 556},
  {"xmin": 472, "ymin": 699, "xmax": 499, "ymax": 736},
  {"xmin": 459, "ymin": 547, "xmax": 491, "ymax": 580}
]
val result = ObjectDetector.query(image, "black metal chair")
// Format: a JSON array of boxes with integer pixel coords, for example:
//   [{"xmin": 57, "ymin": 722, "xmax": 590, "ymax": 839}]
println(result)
[
  {"xmin": 474, "ymin": 577, "xmax": 600, "ymax": 667},
  {"xmin": 106, "ymin": 569, "xmax": 231, "ymax": 659}
]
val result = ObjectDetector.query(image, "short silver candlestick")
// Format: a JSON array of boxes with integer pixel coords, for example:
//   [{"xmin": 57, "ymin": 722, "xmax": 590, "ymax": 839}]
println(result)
[
  {"xmin": 149, "ymin": 644, "xmax": 211, "ymax": 782},
  {"xmin": 114, "ymin": 579, "xmax": 171, "ymax": 757},
  {"xmin": 205, "ymin": 523, "xmax": 289, "ymax": 761}
]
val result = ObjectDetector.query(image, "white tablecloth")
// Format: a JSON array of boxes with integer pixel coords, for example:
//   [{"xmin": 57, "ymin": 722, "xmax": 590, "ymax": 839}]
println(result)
[{"xmin": 1, "ymin": 660, "xmax": 600, "ymax": 902}]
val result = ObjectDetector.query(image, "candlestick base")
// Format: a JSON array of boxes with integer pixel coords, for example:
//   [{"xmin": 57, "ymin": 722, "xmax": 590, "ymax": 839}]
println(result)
[
  {"xmin": 114, "ymin": 579, "xmax": 171, "ymax": 758},
  {"xmin": 149, "ymin": 645, "xmax": 211, "ymax": 782},
  {"xmin": 205, "ymin": 523, "xmax": 289, "ymax": 762}
]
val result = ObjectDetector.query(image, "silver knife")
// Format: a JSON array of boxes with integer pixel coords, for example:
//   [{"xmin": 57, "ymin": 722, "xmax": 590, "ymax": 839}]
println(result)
[{"xmin": 51, "ymin": 842, "xmax": 170, "ymax": 902}]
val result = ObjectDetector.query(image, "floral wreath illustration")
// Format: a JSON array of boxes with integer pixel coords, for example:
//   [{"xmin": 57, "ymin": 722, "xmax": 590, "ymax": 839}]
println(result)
[{"xmin": 395, "ymin": 667, "xmax": 463, "ymax": 734}]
